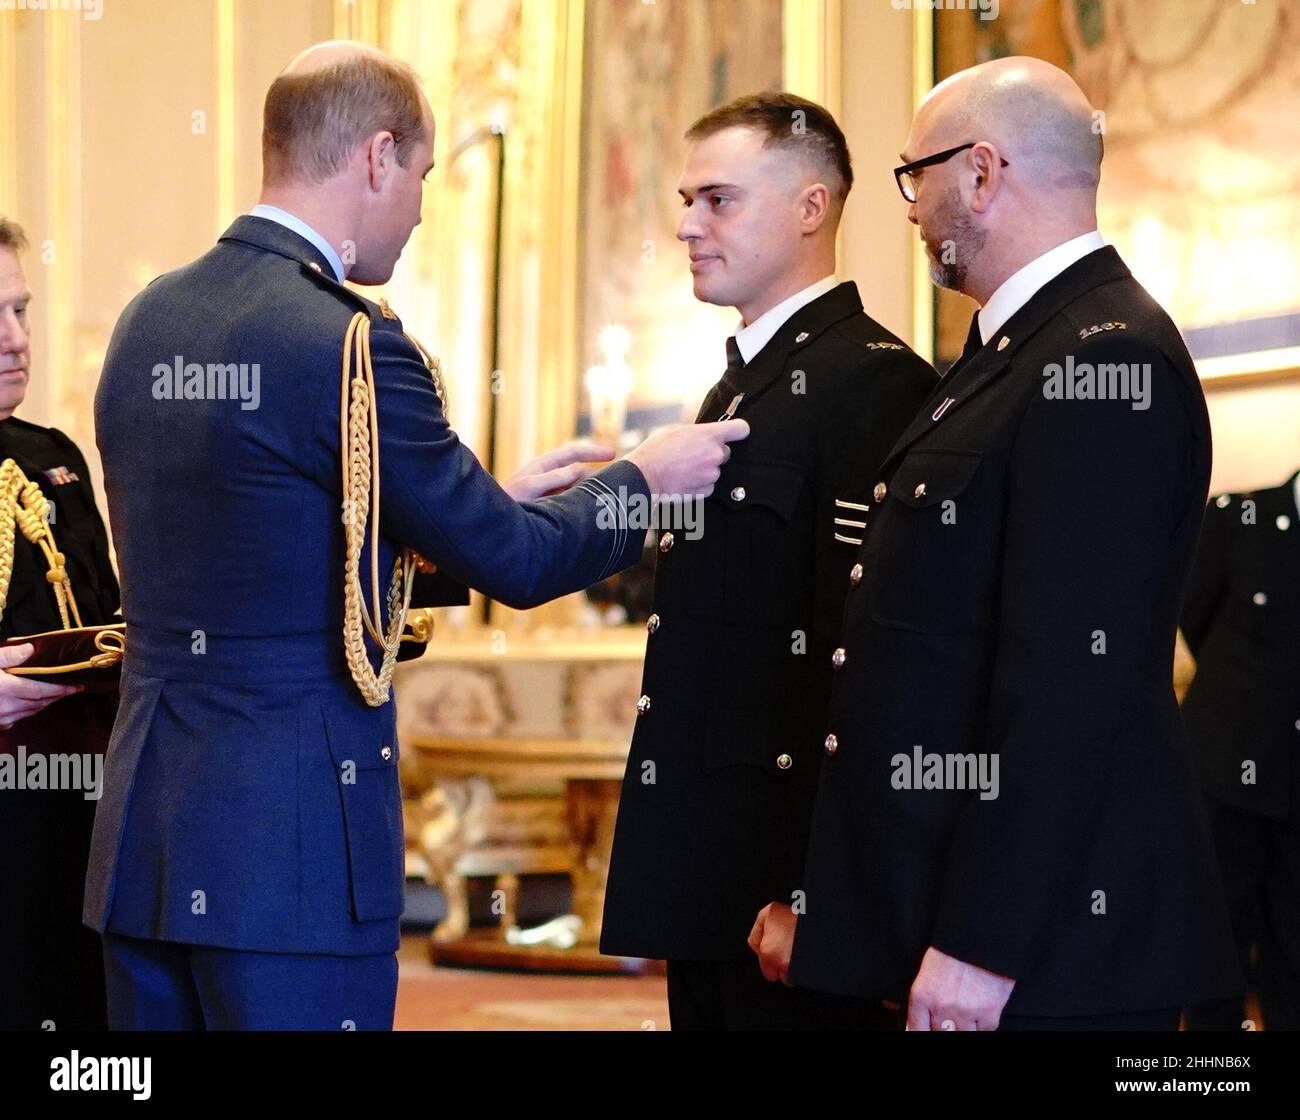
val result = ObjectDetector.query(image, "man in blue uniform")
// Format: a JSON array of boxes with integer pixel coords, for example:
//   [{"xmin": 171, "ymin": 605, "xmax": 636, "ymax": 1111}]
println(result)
[{"xmin": 87, "ymin": 41, "xmax": 744, "ymax": 1030}]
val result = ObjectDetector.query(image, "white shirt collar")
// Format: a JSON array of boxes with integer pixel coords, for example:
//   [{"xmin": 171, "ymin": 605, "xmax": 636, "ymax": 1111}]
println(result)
[
  {"xmin": 733, "ymin": 275, "xmax": 839, "ymax": 364},
  {"xmin": 977, "ymin": 231, "xmax": 1106, "ymax": 344},
  {"xmin": 249, "ymin": 204, "xmax": 347, "ymax": 283}
]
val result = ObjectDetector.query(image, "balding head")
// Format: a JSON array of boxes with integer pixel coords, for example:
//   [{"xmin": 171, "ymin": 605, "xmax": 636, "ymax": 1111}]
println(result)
[
  {"xmin": 902, "ymin": 57, "xmax": 1104, "ymax": 303},
  {"xmin": 263, "ymin": 40, "xmax": 429, "ymax": 186},
  {"xmin": 257, "ymin": 42, "xmax": 436, "ymax": 286},
  {"xmin": 917, "ymin": 56, "xmax": 1101, "ymax": 192}
]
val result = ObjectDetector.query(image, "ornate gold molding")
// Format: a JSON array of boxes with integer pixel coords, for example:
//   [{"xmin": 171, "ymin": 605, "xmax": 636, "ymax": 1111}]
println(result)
[
  {"xmin": 783, "ymin": 0, "xmax": 842, "ymax": 116},
  {"xmin": 0, "ymin": 16, "xmax": 17, "ymax": 216},
  {"xmin": 910, "ymin": 8, "xmax": 934, "ymax": 363},
  {"xmin": 215, "ymin": 0, "xmax": 236, "ymax": 240},
  {"xmin": 334, "ymin": 0, "xmax": 381, "ymax": 43},
  {"xmin": 46, "ymin": 12, "xmax": 81, "ymax": 433},
  {"xmin": 488, "ymin": 0, "xmax": 585, "ymax": 629},
  {"xmin": 500, "ymin": 0, "xmax": 585, "ymax": 469}
]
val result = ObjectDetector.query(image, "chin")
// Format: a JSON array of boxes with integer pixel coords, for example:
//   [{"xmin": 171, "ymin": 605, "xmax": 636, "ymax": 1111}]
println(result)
[
  {"xmin": 692, "ymin": 279, "xmax": 731, "ymax": 308},
  {"xmin": 346, "ymin": 266, "xmax": 393, "ymax": 286}
]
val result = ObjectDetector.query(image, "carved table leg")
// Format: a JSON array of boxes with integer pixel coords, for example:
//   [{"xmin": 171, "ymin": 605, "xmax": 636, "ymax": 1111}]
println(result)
[{"xmin": 565, "ymin": 778, "xmax": 623, "ymax": 946}]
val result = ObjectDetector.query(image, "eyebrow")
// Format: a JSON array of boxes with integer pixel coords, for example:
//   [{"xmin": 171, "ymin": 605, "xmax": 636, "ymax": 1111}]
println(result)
[{"xmin": 678, "ymin": 182, "xmax": 743, "ymax": 198}]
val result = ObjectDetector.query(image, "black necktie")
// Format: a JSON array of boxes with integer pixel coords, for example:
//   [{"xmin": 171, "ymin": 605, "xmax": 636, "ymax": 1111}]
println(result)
[
  {"xmin": 695, "ymin": 336, "xmax": 746, "ymax": 422},
  {"xmin": 945, "ymin": 311, "xmax": 983, "ymax": 378}
]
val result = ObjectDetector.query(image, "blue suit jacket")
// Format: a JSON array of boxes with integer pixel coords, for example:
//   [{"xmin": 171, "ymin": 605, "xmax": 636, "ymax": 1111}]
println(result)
[{"xmin": 84, "ymin": 216, "xmax": 647, "ymax": 955}]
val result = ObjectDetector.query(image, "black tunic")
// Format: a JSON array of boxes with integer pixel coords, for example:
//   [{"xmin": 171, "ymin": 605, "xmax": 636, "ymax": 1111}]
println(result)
[
  {"xmin": 600, "ymin": 282, "xmax": 938, "ymax": 962},
  {"xmin": 0, "ymin": 415, "xmax": 119, "ymax": 1030}
]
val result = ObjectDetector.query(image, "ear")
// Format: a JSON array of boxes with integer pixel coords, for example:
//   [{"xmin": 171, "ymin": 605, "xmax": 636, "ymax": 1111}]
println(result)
[
  {"xmin": 799, "ymin": 182, "xmax": 831, "ymax": 235},
  {"xmin": 965, "ymin": 142, "xmax": 1004, "ymax": 215},
  {"xmin": 365, "ymin": 130, "xmax": 397, "ymax": 192}
]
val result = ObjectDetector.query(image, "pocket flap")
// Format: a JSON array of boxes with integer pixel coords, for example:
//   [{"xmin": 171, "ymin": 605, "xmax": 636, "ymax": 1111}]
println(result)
[
  {"xmin": 719, "ymin": 458, "xmax": 807, "ymax": 520},
  {"xmin": 323, "ymin": 695, "xmax": 399, "ymax": 772},
  {"xmin": 320, "ymin": 693, "xmax": 403, "ymax": 923},
  {"xmin": 890, "ymin": 449, "xmax": 982, "ymax": 509}
]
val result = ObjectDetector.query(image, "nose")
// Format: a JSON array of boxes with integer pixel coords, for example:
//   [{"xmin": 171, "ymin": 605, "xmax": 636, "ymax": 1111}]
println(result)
[
  {"xmin": 906, "ymin": 200, "xmax": 918, "ymax": 226},
  {"xmin": 677, "ymin": 203, "xmax": 701, "ymax": 242},
  {"xmin": 0, "ymin": 309, "xmax": 28, "ymax": 358}
]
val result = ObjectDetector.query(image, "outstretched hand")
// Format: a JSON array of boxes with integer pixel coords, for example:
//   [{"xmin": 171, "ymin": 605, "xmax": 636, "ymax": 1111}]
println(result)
[{"xmin": 503, "ymin": 440, "xmax": 615, "ymax": 503}]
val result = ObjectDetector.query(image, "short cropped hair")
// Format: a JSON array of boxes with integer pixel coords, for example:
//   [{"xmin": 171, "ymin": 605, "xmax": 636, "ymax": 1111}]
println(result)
[
  {"xmin": 0, "ymin": 216, "xmax": 29, "ymax": 253},
  {"xmin": 262, "ymin": 53, "xmax": 426, "ymax": 185},
  {"xmin": 685, "ymin": 91, "xmax": 853, "ymax": 202}
]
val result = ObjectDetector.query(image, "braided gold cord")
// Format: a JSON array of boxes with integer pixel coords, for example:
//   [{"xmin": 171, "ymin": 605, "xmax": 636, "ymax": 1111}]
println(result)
[
  {"xmin": 405, "ymin": 332, "xmax": 447, "ymax": 411},
  {"xmin": 0, "ymin": 458, "xmax": 83, "ymax": 632},
  {"xmin": 341, "ymin": 313, "xmax": 417, "ymax": 707}
]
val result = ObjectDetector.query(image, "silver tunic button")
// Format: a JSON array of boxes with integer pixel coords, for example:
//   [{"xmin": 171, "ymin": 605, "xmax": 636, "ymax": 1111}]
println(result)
[
  {"xmin": 636, "ymin": 694, "xmax": 652, "ymax": 715},
  {"xmin": 1253, "ymin": 592, "xmax": 1268, "ymax": 606},
  {"xmin": 731, "ymin": 486, "xmax": 746, "ymax": 502},
  {"xmin": 873, "ymin": 481, "xmax": 887, "ymax": 503},
  {"xmin": 831, "ymin": 647, "xmax": 846, "ymax": 668},
  {"xmin": 1278, "ymin": 515, "xmax": 1291, "ymax": 531},
  {"xmin": 659, "ymin": 532, "xmax": 674, "ymax": 553},
  {"xmin": 1215, "ymin": 494, "xmax": 1231, "ymax": 509},
  {"xmin": 823, "ymin": 733, "xmax": 838, "ymax": 756},
  {"xmin": 913, "ymin": 482, "xmax": 927, "ymax": 499},
  {"xmin": 380, "ymin": 745, "xmax": 393, "ymax": 761},
  {"xmin": 646, "ymin": 613, "xmax": 660, "ymax": 634},
  {"xmin": 850, "ymin": 563, "xmax": 863, "ymax": 586},
  {"xmin": 776, "ymin": 753, "xmax": 793, "ymax": 770}
]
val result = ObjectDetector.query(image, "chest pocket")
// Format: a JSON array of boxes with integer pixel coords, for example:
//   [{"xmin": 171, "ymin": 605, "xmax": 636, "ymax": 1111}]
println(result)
[
  {"xmin": 1227, "ymin": 530, "xmax": 1298, "ymax": 654},
  {"xmin": 683, "ymin": 458, "xmax": 809, "ymax": 625},
  {"xmin": 866, "ymin": 448, "xmax": 995, "ymax": 633}
]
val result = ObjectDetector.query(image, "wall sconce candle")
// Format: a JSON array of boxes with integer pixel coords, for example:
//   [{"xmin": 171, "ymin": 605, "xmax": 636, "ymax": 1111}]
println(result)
[{"xmin": 585, "ymin": 324, "xmax": 634, "ymax": 451}]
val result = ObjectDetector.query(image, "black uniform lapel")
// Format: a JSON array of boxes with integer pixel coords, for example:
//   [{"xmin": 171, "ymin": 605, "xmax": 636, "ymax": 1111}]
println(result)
[
  {"xmin": 721, "ymin": 282, "xmax": 866, "ymax": 416},
  {"xmin": 883, "ymin": 247, "xmax": 1133, "ymax": 464}
]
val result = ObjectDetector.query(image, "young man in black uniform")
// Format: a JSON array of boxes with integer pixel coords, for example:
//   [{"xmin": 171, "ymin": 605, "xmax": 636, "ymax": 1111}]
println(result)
[
  {"xmin": 599, "ymin": 94, "xmax": 937, "ymax": 1029},
  {"xmin": 0, "ymin": 216, "xmax": 120, "ymax": 1029},
  {"xmin": 751, "ymin": 57, "xmax": 1242, "ymax": 1031},
  {"xmin": 1181, "ymin": 471, "xmax": 1300, "ymax": 1030}
]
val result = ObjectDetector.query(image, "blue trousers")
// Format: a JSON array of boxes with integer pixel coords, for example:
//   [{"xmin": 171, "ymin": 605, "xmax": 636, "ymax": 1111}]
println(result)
[{"xmin": 102, "ymin": 932, "xmax": 398, "ymax": 1030}]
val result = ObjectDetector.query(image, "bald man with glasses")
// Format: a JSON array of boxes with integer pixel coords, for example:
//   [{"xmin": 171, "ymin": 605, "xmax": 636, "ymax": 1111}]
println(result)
[{"xmin": 750, "ymin": 56, "xmax": 1242, "ymax": 1031}]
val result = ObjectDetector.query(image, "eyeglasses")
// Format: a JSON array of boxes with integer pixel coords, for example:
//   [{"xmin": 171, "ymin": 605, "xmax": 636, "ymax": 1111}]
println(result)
[{"xmin": 893, "ymin": 142, "xmax": 1010, "ymax": 203}]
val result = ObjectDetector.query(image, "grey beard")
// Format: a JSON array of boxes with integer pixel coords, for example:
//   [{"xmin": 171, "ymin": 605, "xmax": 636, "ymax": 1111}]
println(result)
[
  {"xmin": 925, "ymin": 188, "xmax": 986, "ymax": 295},
  {"xmin": 928, "ymin": 250, "xmax": 967, "ymax": 293}
]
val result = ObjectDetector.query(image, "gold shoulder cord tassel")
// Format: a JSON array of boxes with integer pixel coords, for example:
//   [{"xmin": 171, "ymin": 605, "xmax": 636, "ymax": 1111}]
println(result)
[
  {"xmin": 0, "ymin": 458, "xmax": 83, "ymax": 631},
  {"xmin": 340, "ymin": 309, "xmax": 445, "ymax": 707}
]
